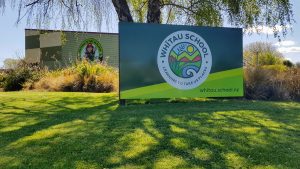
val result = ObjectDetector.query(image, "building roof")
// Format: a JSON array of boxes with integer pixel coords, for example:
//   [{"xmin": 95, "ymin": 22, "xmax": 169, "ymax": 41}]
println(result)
[{"xmin": 25, "ymin": 28, "xmax": 118, "ymax": 35}]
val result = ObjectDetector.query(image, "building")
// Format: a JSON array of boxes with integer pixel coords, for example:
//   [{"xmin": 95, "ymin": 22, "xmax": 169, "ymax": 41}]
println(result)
[{"xmin": 25, "ymin": 29, "xmax": 119, "ymax": 69}]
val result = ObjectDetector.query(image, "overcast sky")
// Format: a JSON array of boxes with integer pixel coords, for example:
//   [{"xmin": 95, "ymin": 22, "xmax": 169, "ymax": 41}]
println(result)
[{"xmin": 0, "ymin": 1, "xmax": 299, "ymax": 67}]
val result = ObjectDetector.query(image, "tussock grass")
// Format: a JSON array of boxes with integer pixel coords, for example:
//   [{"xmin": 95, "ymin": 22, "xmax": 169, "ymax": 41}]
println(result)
[
  {"xmin": 244, "ymin": 67, "xmax": 300, "ymax": 101},
  {"xmin": 31, "ymin": 61, "xmax": 118, "ymax": 93}
]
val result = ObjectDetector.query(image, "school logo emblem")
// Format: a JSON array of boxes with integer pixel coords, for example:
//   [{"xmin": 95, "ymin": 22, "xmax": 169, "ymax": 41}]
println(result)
[{"xmin": 157, "ymin": 30, "xmax": 212, "ymax": 90}]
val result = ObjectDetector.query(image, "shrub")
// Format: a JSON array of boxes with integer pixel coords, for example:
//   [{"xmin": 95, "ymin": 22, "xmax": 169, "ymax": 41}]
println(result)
[
  {"xmin": 282, "ymin": 68, "xmax": 300, "ymax": 100},
  {"xmin": 2, "ymin": 61, "xmax": 44, "ymax": 91},
  {"xmin": 0, "ymin": 72, "xmax": 7, "ymax": 89},
  {"xmin": 245, "ymin": 66, "xmax": 300, "ymax": 101},
  {"xmin": 3, "ymin": 68, "xmax": 31, "ymax": 91},
  {"xmin": 283, "ymin": 60, "xmax": 294, "ymax": 68},
  {"xmin": 244, "ymin": 67, "xmax": 272, "ymax": 100},
  {"xmin": 32, "ymin": 61, "xmax": 118, "ymax": 93},
  {"xmin": 261, "ymin": 64, "xmax": 287, "ymax": 72},
  {"xmin": 94, "ymin": 70, "xmax": 118, "ymax": 92},
  {"xmin": 33, "ymin": 73, "xmax": 82, "ymax": 92}
]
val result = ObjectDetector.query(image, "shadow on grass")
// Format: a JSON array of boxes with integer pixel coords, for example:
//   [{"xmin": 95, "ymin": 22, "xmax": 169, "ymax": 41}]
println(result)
[{"xmin": 0, "ymin": 93, "xmax": 299, "ymax": 169}]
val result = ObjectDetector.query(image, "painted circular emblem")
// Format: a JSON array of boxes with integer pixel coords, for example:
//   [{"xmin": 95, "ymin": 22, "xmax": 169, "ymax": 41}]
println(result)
[
  {"xmin": 157, "ymin": 30, "xmax": 212, "ymax": 90},
  {"xmin": 78, "ymin": 38, "xmax": 103, "ymax": 61}
]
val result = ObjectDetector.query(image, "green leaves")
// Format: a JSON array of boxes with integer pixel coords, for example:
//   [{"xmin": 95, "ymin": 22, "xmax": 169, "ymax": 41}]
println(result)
[
  {"xmin": 244, "ymin": 42, "xmax": 284, "ymax": 67},
  {"xmin": 1, "ymin": 0, "xmax": 294, "ymax": 38},
  {"xmin": 194, "ymin": 2, "xmax": 223, "ymax": 27},
  {"xmin": 128, "ymin": 0, "xmax": 148, "ymax": 22},
  {"xmin": 161, "ymin": 0, "xmax": 294, "ymax": 38}
]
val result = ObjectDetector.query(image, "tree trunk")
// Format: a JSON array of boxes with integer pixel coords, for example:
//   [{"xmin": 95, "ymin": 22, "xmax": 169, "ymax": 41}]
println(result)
[
  {"xmin": 111, "ymin": 0, "xmax": 133, "ymax": 22},
  {"xmin": 147, "ymin": 0, "xmax": 161, "ymax": 23}
]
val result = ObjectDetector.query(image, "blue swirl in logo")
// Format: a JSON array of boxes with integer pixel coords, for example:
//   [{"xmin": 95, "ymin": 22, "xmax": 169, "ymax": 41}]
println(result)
[{"xmin": 182, "ymin": 65, "xmax": 200, "ymax": 78}]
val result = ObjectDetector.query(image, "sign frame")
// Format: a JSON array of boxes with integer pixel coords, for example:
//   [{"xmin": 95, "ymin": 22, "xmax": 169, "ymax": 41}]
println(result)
[{"xmin": 119, "ymin": 22, "xmax": 244, "ymax": 101}]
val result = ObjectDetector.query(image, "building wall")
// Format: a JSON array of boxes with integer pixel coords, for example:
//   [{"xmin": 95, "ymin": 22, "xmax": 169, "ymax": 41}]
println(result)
[
  {"xmin": 61, "ymin": 32, "xmax": 119, "ymax": 67},
  {"xmin": 25, "ymin": 29, "xmax": 119, "ymax": 69},
  {"xmin": 25, "ymin": 30, "xmax": 42, "ymax": 64}
]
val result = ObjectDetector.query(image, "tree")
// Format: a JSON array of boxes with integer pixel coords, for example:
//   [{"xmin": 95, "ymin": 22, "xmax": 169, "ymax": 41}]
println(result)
[
  {"xmin": 244, "ymin": 42, "xmax": 283, "ymax": 67},
  {"xmin": 3, "ymin": 58, "xmax": 21, "ymax": 69},
  {"xmin": 0, "ymin": 0, "xmax": 294, "ymax": 37},
  {"xmin": 283, "ymin": 60, "xmax": 294, "ymax": 68}
]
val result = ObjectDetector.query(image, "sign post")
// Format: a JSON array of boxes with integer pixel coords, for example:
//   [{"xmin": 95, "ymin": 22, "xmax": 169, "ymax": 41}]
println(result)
[{"xmin": 119, "ymin": 23, "xmax": 243, "ymax": 101}]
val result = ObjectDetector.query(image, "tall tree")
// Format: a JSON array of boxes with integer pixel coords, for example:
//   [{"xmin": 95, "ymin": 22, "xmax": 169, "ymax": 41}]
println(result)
[
  {"xmin": 112, "ymin": 0, "xmax": 133, "ymax": 22},
  {"xmin": 0, "ymin": 0, "xmax": 295, "ymax": 37},
  {"xmin": 3, "ymin": 58, "xmax": 21, "ymax": 69},
  {"xmin": 244, "ymin": 42, "xmax": 284, "ymax": 67},
  {"xmin": 147, "ymin": 0, "xmax": 161, "ymax": 23}
]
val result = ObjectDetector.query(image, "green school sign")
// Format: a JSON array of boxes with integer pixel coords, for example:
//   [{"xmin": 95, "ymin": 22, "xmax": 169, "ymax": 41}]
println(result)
[{"xmin": 119, "ymin": 23, "xmax": 244, "ymax": 99}]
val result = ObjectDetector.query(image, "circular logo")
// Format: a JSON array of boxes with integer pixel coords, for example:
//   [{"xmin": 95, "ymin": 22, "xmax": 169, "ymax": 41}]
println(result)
[
  {"xmin": 157, "ymin": 30, "xmax": 212, "ymax": 90},
  {"xmin": 78, "ymin": 38, "xmax": 103, "ymax": 61}
]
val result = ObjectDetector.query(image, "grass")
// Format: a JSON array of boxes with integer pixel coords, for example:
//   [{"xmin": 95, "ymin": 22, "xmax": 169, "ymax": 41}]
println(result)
[{"xmin": 0, "ymin": 92, "xmax": 299, "ymax": 169}]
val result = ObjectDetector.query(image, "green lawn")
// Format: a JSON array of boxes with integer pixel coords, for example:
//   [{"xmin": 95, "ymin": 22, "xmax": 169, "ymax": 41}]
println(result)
[{"xmin": 0, "ymin": 92, "xmax": 299, "ymax": 169}]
